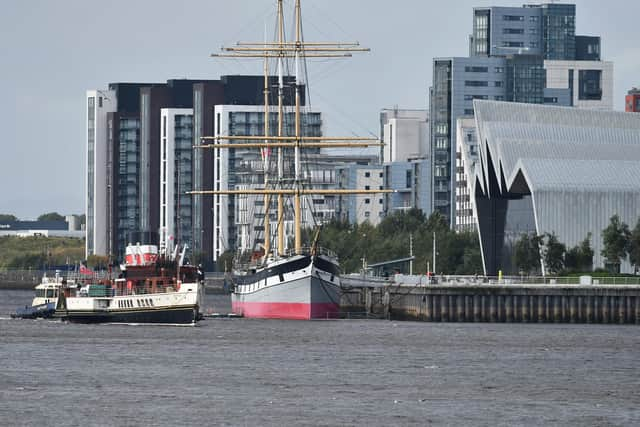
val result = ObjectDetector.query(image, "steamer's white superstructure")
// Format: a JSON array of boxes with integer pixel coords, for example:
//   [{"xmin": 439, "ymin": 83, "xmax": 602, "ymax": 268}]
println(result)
[{"xmin": 54, "ymin": 243, "xmax": 204, "ymax": 324}]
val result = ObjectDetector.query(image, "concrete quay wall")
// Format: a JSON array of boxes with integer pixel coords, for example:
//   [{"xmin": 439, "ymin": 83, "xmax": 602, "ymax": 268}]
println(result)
[{"xmin": 341, "ymin": 284, "xmax": 640, "ymax": 324}]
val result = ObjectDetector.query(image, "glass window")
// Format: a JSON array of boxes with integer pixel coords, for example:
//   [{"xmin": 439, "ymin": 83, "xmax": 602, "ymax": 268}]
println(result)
[
  {"xmin": 503, "ymin": 28, "xmax": 524, "ymax": 34},
  {"xmin": 434, "ymin": 123, "xmax": 448, "ymax": 135},
  {"xmin": 578, "ymin": 70, "xmax": 602, "ymax": 100},
  {"xmin": 494, "ymin": 81, "xmax": 503, "ymax": 87},
  {"xmin": 503, "ymin": 15, "xmax": 524, "ymax": 21},
  {"xmin": 435, "ymin": 138, "xmax": 449, "ymax": 149},
  {"xmin": 465, "ymin": 80, "xmax": 488, "ymax": 87},
  {"xmin": 502, "ymin": 41, "xmax": 524, "ymax": 48},
  {"xmin": 495, "ymin": 67, "xmax": 505, "ymax": 73},
  {"xmin": 465, "ymin": 66, "xmax": 488, "ymax": 73}
]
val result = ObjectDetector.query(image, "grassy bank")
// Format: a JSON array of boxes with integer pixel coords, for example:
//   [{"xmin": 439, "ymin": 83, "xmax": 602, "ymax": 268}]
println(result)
[{"xmin": 0, "ymin": 236, "xmax": 85, "ymax": 269}]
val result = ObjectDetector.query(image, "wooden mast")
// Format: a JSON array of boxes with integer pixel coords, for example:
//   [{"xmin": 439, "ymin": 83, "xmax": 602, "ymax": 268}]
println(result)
[
  {"xmin": 277, "ymin": 0, "xmax": 286, "ymax": 257},
  {"xmin": 294, "ymin": 0, "xmax": 302, "ymax": 254},
  {"xmin": 262, "ymin": 20, "xmax": 271, "ymax": 259},
  {"xmin": 196, "ymin": 0, "xmax": 390, "ymax": 262}
]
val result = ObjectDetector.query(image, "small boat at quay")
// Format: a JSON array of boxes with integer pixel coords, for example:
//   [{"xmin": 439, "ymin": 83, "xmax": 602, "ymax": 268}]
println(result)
[{"xmin": 51, "ymin": 243, "xmax": 205, "ymax": 324}]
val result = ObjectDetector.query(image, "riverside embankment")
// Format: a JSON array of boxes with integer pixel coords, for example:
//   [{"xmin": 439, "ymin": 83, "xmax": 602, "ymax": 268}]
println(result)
[{"xmin": 341, "ymin": 275, "xmax": 640, "ymax": 324}]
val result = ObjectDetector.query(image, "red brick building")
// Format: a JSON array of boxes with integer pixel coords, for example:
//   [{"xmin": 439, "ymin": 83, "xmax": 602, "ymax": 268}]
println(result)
[{"xmin": 626, "ymin": 88, "xmax": 640, "ymax": 112}]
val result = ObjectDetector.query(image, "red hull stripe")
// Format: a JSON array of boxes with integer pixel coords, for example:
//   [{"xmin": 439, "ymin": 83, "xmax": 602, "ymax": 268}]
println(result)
[{"xmin": 232, "ymin": 301, "xmax": 339, "ymax": 320}]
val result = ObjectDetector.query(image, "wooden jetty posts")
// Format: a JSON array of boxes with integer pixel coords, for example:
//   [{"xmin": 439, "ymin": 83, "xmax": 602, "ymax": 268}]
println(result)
[{"xmin": 341, "ymin": 282, "xmax": 640, "ymax": 324}]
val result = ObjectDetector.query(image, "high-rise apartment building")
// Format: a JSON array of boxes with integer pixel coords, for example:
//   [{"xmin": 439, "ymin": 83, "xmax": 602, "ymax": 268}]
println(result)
[
  {"xmin": 86, "ymin": 90, "xmax": 116, "ymax": 257},
  {"xmin": 211, "ymin": 105, "xmax": 324, "ymax": 259},
  {"xmin": 431, "ymin": 2, "xmax": 612, "ymax": 225},
  {"xmin": 626, "ymin": 88, "xmax": 640, "ymax": 112},
  {"xmin": 88, "ymin": 76, "xmax": 297, "ymax": 264},
  {"xmin": 160, "ymin": 108, "xmax": 194, "ymax": 254}
]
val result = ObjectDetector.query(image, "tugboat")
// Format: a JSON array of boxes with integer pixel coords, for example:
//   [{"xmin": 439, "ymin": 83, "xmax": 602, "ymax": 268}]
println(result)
[
  {"xmin": 53, "ymin": 243, "xmax": 204, "ymax": 324},
  {"xmin": 11, "ymin": 271, "xmax": 74, "ymax": 319}
]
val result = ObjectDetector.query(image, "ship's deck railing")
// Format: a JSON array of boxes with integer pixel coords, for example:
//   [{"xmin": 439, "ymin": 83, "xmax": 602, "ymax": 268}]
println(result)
[
  {"xmin": 232, "ymin": 247, "xmax": 338, "ymax": 273},
  {"xmin": 283, "ymin": 246, "xmax": 338, "ymax": 260},
  {"xmin": 74, "ymin": 283, "xmax": 180, "ymax": 298}
]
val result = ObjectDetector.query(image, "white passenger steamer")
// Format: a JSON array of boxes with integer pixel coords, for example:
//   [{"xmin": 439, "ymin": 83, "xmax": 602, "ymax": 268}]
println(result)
[{"xmin": 54, "ymin": 244, "xmax": 204, "ymax": 324}]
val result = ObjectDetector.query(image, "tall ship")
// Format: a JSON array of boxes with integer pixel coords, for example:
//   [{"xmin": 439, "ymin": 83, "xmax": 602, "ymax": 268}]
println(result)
[
  {"xmin": 190, "ymin": 0, "xmax": 388, "ymax": 319},
  {"xmin": 53, "ymin": 242, "xmax": 204, "ymax": 324}
]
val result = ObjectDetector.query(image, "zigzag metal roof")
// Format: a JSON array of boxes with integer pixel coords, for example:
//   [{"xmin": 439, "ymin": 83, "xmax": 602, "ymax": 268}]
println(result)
[{"xmin": 473, "ymin": 100, "xmax": 640, "ymax": 196}]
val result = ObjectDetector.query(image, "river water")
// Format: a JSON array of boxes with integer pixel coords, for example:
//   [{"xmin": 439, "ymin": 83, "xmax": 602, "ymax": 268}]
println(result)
[{"xmin": 1, "ymin": 288, "xmax": 639, "ymax": 426}]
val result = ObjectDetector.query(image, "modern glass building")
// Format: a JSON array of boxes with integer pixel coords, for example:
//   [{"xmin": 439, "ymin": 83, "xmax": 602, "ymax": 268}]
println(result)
[
  {"xmin": 473, "ymin": 100, "xmax": 640, "ymax": 275},
  {"xmin": 432, "ymin": 2, "xmax": 611, "ymax": 225}
]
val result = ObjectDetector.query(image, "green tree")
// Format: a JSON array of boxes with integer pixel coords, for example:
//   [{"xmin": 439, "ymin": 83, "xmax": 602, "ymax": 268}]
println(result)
[
  {"xmin": 564, "ymin": 233, "xmax": 594, "ymax": 273},
  {"xmin": 577, "ymin": 233, "xmax": 594, "ymax": 272},
  {"xmin": 38, "ymin": 212, "xmax": 65, "ymax": 222},
  {"xmin": 543, "ymin": 232, "xmax": 566, "ymax": 275},
  {"xmin": 309, "ymin": 210, "xmax": 482, "ymax": 275},
  {"xmin": 0, "ymin": 214, "xmax": 18, "ymax": 222},
  {"xmin": 601, "ymin": 214, "xmax": 631, "ymax": 273},
  {"xmin": 628, "ymin": 218, "xmax": 640, "ymax": 275}
]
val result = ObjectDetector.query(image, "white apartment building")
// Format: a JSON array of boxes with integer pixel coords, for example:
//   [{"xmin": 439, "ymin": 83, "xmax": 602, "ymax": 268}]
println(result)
[
  {"xmin": 86, "ymin": 89, "xmax": 116, "ymax": 257},
  {"xmin": 380, "ymin": 108, "xmax": 429, "ymax": 163},
  {"xmin": 212, "ymin": 105, "xmax": 325, "ymax": 260},
  {"xmin": 159, "ymin": 108, "xmax": 193, "ymax": 254}
]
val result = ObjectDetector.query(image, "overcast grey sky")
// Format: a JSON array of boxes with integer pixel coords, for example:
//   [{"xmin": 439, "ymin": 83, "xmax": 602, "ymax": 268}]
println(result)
[{"xmin": 1, "ymin": 0, "xmax": 638, "ymax": 219}]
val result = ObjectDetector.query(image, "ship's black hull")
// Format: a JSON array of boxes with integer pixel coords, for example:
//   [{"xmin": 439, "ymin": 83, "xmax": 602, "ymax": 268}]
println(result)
[{"xmin": 55, "ymin": 306, "xmax": 200, "ymax": 324}]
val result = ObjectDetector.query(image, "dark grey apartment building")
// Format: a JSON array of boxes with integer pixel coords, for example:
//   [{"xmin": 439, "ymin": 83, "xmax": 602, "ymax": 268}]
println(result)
[{"xmin": 88, "ymin": 76, "xmax": 301, "ymax": 268}]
